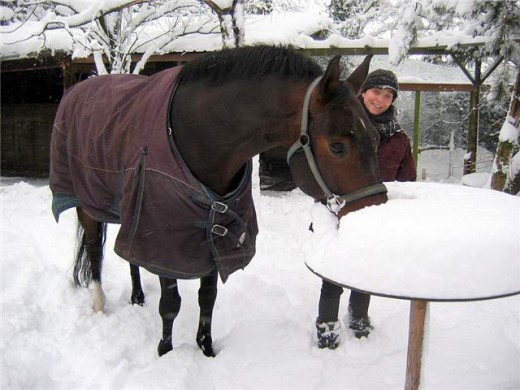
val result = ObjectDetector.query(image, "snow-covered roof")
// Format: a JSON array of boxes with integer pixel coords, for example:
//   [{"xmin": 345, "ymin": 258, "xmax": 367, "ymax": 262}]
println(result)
[
  {"xmin": 0, "ymin": 5, "xmax": 508, "ymax": 87},
  {"xmin": 0, "ymin": 16, "xmax": 489, "ymax": 59}
]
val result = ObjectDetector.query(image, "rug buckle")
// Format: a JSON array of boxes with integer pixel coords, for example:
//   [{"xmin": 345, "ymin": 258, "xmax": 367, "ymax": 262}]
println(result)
[
  {"xmin": 211, "ymin": 224, "xmax": 228, "ymax": 237},
  {"xmin": 212, "ymin": 202, "xmax": 228, "ymax": 214}
]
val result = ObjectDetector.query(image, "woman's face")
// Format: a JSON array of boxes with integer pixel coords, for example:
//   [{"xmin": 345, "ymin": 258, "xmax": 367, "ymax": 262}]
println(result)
[{"xmin": 361, "ymin": 87, "xmax": 394, "ymax": 116}]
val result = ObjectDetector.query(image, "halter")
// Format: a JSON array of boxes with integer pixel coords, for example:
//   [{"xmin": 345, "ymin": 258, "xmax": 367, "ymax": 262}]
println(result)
[{"xmin": 287, "ymin": 77, "xmax": 388, "ymax": 214}]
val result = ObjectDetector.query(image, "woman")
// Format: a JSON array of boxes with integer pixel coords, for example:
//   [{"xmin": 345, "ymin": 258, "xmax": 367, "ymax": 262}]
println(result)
[{"xmin": 316, "ymin": 69, "xmax": 416, "ymax": 349}]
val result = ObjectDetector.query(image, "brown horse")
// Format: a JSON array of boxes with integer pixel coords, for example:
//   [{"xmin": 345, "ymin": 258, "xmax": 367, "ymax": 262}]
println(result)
[{"xmin": 49, "ymin": 46, "xmax": 387, "ymax": 358}]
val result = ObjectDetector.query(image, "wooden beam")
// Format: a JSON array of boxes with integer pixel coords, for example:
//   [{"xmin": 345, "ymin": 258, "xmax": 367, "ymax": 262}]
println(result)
[
  {"xmin": 481, "ymin": 56, "xmax": 504, "ymax": 83},
  {"xmin": 297, "ymin": 47, "xmax": 389, "ymax": 56},
  {"xmin": 399, "ymin": 83, "xmax": 482, "ymax": 92},
  {"xmin": 450, "ymin": 53, "xmax": 475, "ymax": 84}
]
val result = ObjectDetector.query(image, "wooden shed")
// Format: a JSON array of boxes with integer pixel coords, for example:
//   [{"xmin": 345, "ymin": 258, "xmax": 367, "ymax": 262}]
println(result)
[{"xmin": 0, "ymin": 44, "xmax": 501, "ymax": 180}]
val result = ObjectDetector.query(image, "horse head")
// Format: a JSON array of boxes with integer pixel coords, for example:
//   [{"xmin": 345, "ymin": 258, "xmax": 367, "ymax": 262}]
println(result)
[{"xmin": 288, "ymin": 55, "xmax": 388, "ymax": 217}]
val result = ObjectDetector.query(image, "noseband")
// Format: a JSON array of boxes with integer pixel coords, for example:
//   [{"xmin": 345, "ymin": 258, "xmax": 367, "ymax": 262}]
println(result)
[{"xmin": 287, "ymin": 77, "xmax": 388, "ymax": 214}]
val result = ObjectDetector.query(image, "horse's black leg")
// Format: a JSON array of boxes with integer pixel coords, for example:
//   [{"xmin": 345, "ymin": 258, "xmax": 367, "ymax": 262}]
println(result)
[
  {"xmin": 75, "ymin": 208, "xmax": 107, "ymax": 312},
  {"xmin": 157, "ymin": 276, "xmax": 181, "ymax": 356},
  {"xmin": 129, "ymin": 264, "xmax": 145, "ymax": 305},
  {"xmin": 196, "ymin": 270, "xmax": 218, "ymax": 357}
]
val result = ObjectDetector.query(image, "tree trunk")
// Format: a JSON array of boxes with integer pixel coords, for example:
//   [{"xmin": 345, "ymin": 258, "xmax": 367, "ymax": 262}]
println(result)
[
  {"xmin": 491, "ymin": 69, "xmax": 520, "ymax": 194},
  {"xmin": 202, "ymin": 0, "xmax": 244, "ymax": 48}
]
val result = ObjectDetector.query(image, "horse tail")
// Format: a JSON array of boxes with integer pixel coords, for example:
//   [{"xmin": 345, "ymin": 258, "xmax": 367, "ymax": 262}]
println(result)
[{"xmin": 73, "ymin": 216, "xmax": 107, "ymax": 288}]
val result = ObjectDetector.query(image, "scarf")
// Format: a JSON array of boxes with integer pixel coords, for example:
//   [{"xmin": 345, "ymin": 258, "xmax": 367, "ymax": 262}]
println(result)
[{"xmin": 366, "ymin": 105, "xmax": 402, "ymax": 142}]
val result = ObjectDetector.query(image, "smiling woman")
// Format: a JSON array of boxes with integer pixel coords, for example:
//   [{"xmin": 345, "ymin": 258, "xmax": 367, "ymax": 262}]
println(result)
[
  {"xmin": 359, "ymin": 68, "xmax": 416, "ymax": 181},
  {"xmin": 362, "ymin": 88, "xmax": 394, "ymax": 116},
  {"xmin": 360, "ymin": 68, "xmax": 398, "ymax": 116}
]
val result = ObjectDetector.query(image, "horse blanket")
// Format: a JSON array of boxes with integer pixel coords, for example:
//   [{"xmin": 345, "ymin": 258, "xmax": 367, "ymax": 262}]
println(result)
[{"xmin": 49, "ymin": 67, "xmax": 258, "ymax": 282}]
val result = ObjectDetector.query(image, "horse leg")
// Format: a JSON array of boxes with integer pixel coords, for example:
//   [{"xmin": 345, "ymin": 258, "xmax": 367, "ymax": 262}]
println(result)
[
  {"xmin": 75, "ymin": 208, "xmax": 107, "ymax": 312},
  {"xmin": 196, "ymin": 270, "xmax": 218, "ymax": 357},
  {"xmin": 157, "ymin": 276, "xmax": 181, "ymax": 356},
  {"xmin": 129, "ymin": 264, "xmax": 145, "ymax": 305}
]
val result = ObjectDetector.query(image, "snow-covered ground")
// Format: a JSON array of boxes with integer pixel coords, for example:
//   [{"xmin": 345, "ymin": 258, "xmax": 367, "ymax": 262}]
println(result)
[{"xmin": 1, "ymin": 149, "xmax": 519, "ymax": 390}]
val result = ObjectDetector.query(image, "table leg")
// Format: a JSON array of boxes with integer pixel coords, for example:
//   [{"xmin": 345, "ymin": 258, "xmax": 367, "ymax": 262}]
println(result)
[{"xmin": 405, "ymin": 300, "xmax": 429, "ymax": 390}]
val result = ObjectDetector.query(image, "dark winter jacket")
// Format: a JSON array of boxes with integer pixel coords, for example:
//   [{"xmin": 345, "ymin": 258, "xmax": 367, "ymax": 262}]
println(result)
[
  {"xmin": 364, "ymin": 105, "xmax": 417, "ymax": 182},
  {"xmin": 378, "ymin": 131, "xmax": 417, "ymax": 182}
]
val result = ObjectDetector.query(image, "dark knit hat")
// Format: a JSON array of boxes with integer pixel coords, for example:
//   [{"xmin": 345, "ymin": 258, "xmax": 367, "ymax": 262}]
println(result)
[{"xmin": 360, "ymin": 69, "xmax": 399, "ymax": 100}]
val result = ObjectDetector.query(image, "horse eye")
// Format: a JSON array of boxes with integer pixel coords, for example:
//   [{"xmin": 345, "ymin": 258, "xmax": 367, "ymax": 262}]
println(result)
[{"xmin": 329, "ymin": 142, "xmax": 346, "ymax": 155}]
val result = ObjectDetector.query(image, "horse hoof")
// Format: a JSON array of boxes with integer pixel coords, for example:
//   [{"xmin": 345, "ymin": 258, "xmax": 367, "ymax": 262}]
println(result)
[
  {"xmin": 91, "ymin": 281, "xmax": 106, "ymax": 313},
  {"xmin": 131, "ymin": 291, "xmax": 145, "ymax": 306},
  {"xmin": 196, "ymin": 333, "xmax": 216, "ymax": 357},
  {"xmin": 157, "ymin": 336, "xmax": 173, "ymax": 357}
]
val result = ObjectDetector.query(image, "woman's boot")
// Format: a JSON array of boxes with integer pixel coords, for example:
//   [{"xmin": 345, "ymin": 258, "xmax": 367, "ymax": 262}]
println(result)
[{"xmin": 316, "ymin": 319, "xmax": 341, "ymax": 349}]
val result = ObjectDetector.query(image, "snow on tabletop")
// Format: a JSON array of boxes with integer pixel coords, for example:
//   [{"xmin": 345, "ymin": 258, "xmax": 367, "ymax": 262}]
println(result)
[{"xmin": 303, "ymin": 181, "xmax": 520, "ymax": 301}]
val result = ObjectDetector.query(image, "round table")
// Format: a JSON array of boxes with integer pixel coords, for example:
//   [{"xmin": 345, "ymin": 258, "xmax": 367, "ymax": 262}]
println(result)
[{"xmin": 303, "ymin": 182, "xmax": 520, "ymax": 390}]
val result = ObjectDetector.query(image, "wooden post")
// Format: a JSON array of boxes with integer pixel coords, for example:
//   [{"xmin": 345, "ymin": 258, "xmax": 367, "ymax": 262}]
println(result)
[
  {"xmin": 405, "ymin": 300, "xmax": 429, "ymax": 390},
  {"xmin": 60, "ymin": 57, "xmax": 75, "ymax": 91},
  {"xmin": 464, "ymin": 61, "xmax": 481, "ymax": 175},
  {"xmin": 413, "ymin": 91, "xmax": 421, "ymax": 165}
]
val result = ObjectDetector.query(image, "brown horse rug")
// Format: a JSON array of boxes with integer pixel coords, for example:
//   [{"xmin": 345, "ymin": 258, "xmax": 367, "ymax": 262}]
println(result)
[{"xmin": 49, "ymin": 67, "xmax": 258, "ymax": 282}]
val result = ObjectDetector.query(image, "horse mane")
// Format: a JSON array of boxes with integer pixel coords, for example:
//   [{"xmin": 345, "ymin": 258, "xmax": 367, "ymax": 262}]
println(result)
[{"xmin": 178, "ymin": 45, "xmax": 323, "ymax": 85}]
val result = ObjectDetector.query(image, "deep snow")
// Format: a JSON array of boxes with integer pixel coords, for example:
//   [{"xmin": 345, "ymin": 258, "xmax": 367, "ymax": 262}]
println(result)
[
  {"xmin": 1, "ymin": 149, "xmax": 519, "ymax": 390},
  {"xmin": 1, "ymin": 1, "xmax": 518, "ymax": 387}
]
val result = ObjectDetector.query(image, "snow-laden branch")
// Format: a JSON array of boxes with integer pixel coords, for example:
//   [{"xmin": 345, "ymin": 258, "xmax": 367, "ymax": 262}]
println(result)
[
  {"xmin": 1, "ymin": 0, "xmax": 219, "ymax": 74},
  {"xmin": 388, "ymin": 0, "xmax": 520, "ymax": 65}
]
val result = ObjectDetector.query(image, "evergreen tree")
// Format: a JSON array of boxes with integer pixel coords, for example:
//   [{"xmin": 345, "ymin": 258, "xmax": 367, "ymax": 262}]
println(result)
[
  {"xmin": 243, "ymin": 0, "xmax": 272, "ymax": 15},
  {"xmin": 328, "ymin": 0, "xmax": 397, "ymax": 39},
  {"xmin": 329, "ymin": 0, "xmax": 380, "ymax": 39},
  {"xmin": 390, "ymin": 1, "xmax": 519, "ymax": 93},
  {"xmin": 390, "ymin": 0, "xmax": 519, "ymax": 182}
]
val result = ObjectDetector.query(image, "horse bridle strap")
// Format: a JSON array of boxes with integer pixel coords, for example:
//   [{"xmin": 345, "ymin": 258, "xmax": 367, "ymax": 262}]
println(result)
[{"xmin": 287, "ymin": 76, "xmax": 387, "ymax": 214}]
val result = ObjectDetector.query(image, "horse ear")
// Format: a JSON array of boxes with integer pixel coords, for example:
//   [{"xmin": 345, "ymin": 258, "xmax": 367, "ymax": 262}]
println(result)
[
  {"xmin": 346, "ymin": 54, "xmax": 373, "ymax": 94},
  {"xmin": 317, "ymin": 55, "xmax": 341, "ymax": 102}
]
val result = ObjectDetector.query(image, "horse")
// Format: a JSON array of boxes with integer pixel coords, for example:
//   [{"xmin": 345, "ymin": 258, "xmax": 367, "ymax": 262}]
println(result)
[{"xmin": 49, "ymin": 45, "xmax": 388, "ymax": 358}]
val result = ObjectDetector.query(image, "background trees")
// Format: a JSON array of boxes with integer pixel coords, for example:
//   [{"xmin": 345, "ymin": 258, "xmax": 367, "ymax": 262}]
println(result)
[
  {"xmin": 327, "ymin": 0, "xmax": 519, "ymax": 189},
  {"xmin": 1, "ymin": 0, "xmax": 518, "ymax": 191},
  {"xmin": 386, "ymin": 0, "xmax": 519, "ymax": 188}
]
